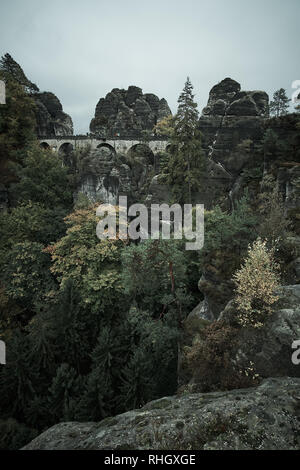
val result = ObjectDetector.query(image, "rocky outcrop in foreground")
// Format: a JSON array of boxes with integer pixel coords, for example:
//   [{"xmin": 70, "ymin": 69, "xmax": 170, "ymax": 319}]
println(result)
[
  {"xmin": 90, "ymin": 86, "xmax": 171, "ymax": 137},
  {"xmin": 23, "ymin": 377, "xmax": 300, "ymax": 450},
  {"xmin": 179, "ymin": 284, "xmax": 300, "ymax": 389},
  {"xmin": 33, "ymin": 91, "xmax": 73, "ymax": 136}
]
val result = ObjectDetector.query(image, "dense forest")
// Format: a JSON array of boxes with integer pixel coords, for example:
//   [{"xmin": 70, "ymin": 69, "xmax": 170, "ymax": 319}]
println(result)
[{"xmin": 0, "ymin": 54, "xmax": 299, "ymax": 450}]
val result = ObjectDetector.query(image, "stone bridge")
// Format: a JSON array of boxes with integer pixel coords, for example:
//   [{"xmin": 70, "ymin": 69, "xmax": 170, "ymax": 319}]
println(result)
[{"xmin": 39, "ymin": 135, "xmax": 169, "ymax": 156}]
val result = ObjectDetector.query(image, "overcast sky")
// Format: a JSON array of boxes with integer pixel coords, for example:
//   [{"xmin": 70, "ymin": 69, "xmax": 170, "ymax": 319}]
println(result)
[{"xmin": 0, "ymin": 0, "xmax": 299, "ymax": 134}]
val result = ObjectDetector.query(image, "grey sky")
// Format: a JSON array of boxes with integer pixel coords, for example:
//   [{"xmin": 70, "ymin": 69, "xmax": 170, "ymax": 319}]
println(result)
[{"xmin": 0, "ymin": 0, "xmax": 299, "ymax": 134}]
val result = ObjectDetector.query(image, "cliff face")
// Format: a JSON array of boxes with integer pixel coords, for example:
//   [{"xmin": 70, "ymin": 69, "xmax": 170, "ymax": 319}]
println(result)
[
  {"xmin": 33, "ymin": 92, "xmax": 73, "ymax": 136},
  {"xmin": 76, "ymin": 146, "xmax": 131, "ymax": 205},
  {"xmin": 199, "ymin": 77, "xmax": 269, "ymax": 175},
  {"xmin": 76, "ymin": 143, "xmax": 158, "ymax": 206},
  {"xmin": 89, "ymin": 86, "xmax": 172, "ymax": 137}
]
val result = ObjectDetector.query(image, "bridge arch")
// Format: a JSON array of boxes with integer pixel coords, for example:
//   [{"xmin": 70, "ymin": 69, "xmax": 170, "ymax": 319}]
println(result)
[
  {"xmin": 40, "ymin": 142, "xmax": 50, "ymax": 150},
  {"xmin": 96, "ymin": 143, "xmax": 116, "ymax": 154},
  {"xmin": 58, "ymin": 142, "xmax": 74, "ymax": 155},
  {"xmin": 127, "ymin": 143, "xmax": 154, "ymax": 165}
]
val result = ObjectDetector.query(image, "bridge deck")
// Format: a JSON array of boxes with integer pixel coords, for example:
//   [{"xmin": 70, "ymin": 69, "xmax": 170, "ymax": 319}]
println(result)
[{"xmin": 38, "ymin": 135, "xmax": 169, "ymax": 155}]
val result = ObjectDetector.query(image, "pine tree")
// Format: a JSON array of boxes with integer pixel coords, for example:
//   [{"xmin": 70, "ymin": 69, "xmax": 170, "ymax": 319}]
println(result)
[
  {"xmin": 269, "ymin": 88, "xmax": 291, "ymax": 117},
  {"xmin": 119, "ymin": 346, "xmax": 154, "ymax": 410},
  {"xmin": 77, "ymin": 367, "xmax": 112, "ymax": 421},
  {"xmin": 0, "ymin": 331, "xmax": 38, "ymax": 417},
  {"xmin": 0, "ymin": 53, "xmax": 39, "ymax": 93},
  {"xmin": 0, "ymin": 74, "xmax": 37, "ymax": 185},
  {"xmin": 78, "ymin": 326, "xmax": 127, "ymax": 420},
  {"xmin": 49, "ymin": 280, "xmax": 97, "ymax": 374},
  {"xmin": 48, "ymin": 364, "xmax": 83, "ymax": 423},
  {"xmin": 167, "ymin": 77, "xmax": 205, "ymax": 204}
]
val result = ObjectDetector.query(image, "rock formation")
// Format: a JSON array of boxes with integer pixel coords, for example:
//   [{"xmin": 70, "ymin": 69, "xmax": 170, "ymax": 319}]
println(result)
[
  {"xmin": 76, "ymin": 143, "xmax": 156, "ymax": 205},
  {"xmin": 33, "ymin": 92, "xmax": 73, "ymax": 136},
  {"xmin": 23, "ymin": 377, "xmax": 300, "ymax": 450},
  {"xmin": 89, "ymin": 86, "xmax": 172, "ymax": 137},
  {"xmin": 199, "ymin": 77, "xmax": 269, "ymax": 175},
  {"xmin": 76, "ymin": 146, "xmax": 131, "ymax": 205},
  {"xmin": 264, "ymin": 114, "xmax": 300, "ymax": 233},
  {"xmin": 179, "ymin": 284, "xmax": 300, "ymax": 389},
  {"xmin": 141, "ymin": 78, "xmax": 270, "ymax": 212}
]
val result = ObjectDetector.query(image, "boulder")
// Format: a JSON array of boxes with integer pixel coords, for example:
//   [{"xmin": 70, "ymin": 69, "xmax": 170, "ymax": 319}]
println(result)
[{"xmin": 22, "ymin": 377, "xmax": 300, "ymax": 450}]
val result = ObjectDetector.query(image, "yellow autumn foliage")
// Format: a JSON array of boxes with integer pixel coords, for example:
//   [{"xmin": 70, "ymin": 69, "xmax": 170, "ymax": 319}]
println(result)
[{"xmin": 233, "ymin": 238, "xmax": 280, "ymax": 328}]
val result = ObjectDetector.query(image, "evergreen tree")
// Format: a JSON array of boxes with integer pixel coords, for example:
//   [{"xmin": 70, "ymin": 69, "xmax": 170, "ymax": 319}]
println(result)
[
  {"xmin": 0, "ymin": 73, "xmax": 37, "ymax": 185},
  {"xmin": 77, "ymin": 367, "xmax": 112, "ymax": 421},
  {"xmin": 119, "ymin": 346, "xmax": 154, "ymax": 410},
  {"xmin": 167, "ymin": 77, "xmax": 205, "ymax": 204},
  {"xmin": 48, "ymin": 364, "xmax": 83, "ymax": 423},
  {"xmin": 119, "ymin": 307, "xmax": 179, "ymax": 409},
  {"xmin": 49, "ymin": 280, "xmax": 98, "ymax": 374},
  {"xmin": 121, "ymin": 238, "xmax": 193, "ymax": 319},
  {"xmin": 269, "ymin": 88, "xmax": 291, "ymax": 117},
  {"xmin": 0, "ymin": 331, "xmax": 38, "ymax": 418},
  {"xmin": 0, "ymin": 53, "xmax": 39, "ymax": 93},
  {"xmin": 27, "ymin": 309, "xmax": 58, "ymax": 376},
  {"xmin": 78, "ymin": 326, "xmax": 125, "ymax": 419}
]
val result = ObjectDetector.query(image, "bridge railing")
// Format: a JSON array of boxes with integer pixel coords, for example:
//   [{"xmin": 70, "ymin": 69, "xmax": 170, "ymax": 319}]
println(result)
[{"xmin": 38, "ymin": 134, "xmax": 169, "ymax": 141}]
